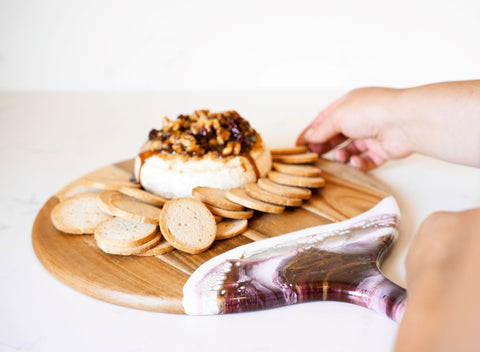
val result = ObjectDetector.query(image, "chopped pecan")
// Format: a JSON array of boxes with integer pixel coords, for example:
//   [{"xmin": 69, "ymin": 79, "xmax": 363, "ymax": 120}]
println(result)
[
  {"xmin": 146, "ymin": 110, "xmax": 257, "ymax": 157},
  {"xmin": 222, "ymin": 141, "xmax": 235, "ymax": 156},
  {"xmin": 233, "ymin": 141, "xmax": 241, "ymax": 155}
]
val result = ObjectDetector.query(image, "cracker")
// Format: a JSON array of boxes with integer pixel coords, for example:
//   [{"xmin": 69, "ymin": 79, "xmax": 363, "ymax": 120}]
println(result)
[
  {"xmin": 118, "ymin": 186, "xmax": 168, "ymax": 207},
  {"xmin": 246, "ymin": 183, "xmax": 303, "ymax": 207},
  {"xmin": 205, "ymin": 204, "xmax": 254, "ymax": 220},
  {"xmin": 226, "ymin": 188, "xmax": 284, "ymax": 214},
  {"xmin": 51, "ymin": 192, "xmax": 112, "ymax": 235},
  {"xmin": 272, "ymin": 162, "xmax": 322, "ymax": 177},
  {"xmin": 160, "ymin": 198, "xmax": 216, "ymax": 254},
  {"xmin": 83, "ymin": 166, "xmax": 140, "ymax": 190},
  {"xmin": 270, "ymin": 146, "xmax": 308, "ymax": 155},
  {"xmin": 216, "ymin": 219, "xmax": 248, "ymax": 240},
  {"xmin": 109, "ymin": 198, "xmax": 162, "ymax": 225},
  {"xmin": 57, "ymin": 184, "xmax": 101, "ymax": 202},
  {"xmin": 257, "ymin": 178, "xmax": 312, "ymax": 200},
  {"xmin": 95, "ymin": 234, "xmax": 161, "ymax": 256},
  {"xmin": 192, "ymin": 187, "xmax": 244, "ymax": 211},
  {"xmin": 271, "ymin": 152, "xmax": 319, "ymax": 164},
  {"xmin": 96, "ymin": 190, "xmax": 125, "ymax": 215},
  {"xmin": 268, "ymin": 171, "xmax": 326, "ymax": 188},
  {"xmin": 134, "ymin": 238, "xmax": 175, "ymax": 256},
  {"xmin": 94, "ymin": 217, "xmax": 159, "ymax": 248},
  {"xmin": 213, "ymin": 215, "xmax": 223, "ymax": 223}
]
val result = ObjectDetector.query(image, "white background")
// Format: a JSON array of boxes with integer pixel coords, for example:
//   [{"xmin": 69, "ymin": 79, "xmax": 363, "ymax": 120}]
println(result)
[{"xmin": 1, "ymin": 0, "xmax": 480, "ymax": 91}]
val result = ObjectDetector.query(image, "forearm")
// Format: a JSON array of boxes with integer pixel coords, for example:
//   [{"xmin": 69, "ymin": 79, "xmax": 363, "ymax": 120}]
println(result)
[
  {"xmin": 397, "ymin": 80, "xmax": 480, "ymax": 167},
  {"xmin": 298, "ymin": 80, "xmax": 480, "ymax": 170}
]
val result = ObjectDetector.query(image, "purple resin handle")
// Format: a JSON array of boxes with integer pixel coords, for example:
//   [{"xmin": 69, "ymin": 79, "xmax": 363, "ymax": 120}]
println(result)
[
  {"xmin": 183, "ymin": 197, "xmax": 407, "ymax": 322},
  {"xmin": 322, "ymin": 268, "xmax": 406, "ymax": 323}
]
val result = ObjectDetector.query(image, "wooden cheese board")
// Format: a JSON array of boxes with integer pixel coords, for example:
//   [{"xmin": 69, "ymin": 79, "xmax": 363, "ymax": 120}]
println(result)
[{"xmin": 32, "ymin": 157, "xmax": 391, "ymax": 314}]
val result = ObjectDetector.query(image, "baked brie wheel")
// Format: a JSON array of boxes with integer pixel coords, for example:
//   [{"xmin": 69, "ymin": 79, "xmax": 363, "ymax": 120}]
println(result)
[{"xmin": 135, "ymin": 110, "xmax": 271, "ymax": 199}]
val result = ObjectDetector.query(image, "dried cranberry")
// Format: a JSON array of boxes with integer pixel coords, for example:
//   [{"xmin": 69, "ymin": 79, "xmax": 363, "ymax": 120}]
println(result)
[{"xmin": 148, "ymin": 129, "xmax": 158, "ymax": 140}]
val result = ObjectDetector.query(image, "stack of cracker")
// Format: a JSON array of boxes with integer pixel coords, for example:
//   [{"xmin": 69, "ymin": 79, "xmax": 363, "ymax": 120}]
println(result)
[
  {"xmin": 191, "ymin": 145, "xmax": 326, "ymax": 241},
  {"xmin": 224, "ymin": 145, "xmax": 324, "ymax": 214},
  {"xmin": 51, "ymin": 170, "xmax": 176, "ymax": 256}
]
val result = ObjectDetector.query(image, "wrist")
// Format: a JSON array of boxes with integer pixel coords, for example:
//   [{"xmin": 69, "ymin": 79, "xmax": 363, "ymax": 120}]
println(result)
[
  {"xmin": 371, "ymin": 87, "xmax": 416, "ymax": 159},
  {"xmin": 395, "ymin": 81, "xmax": 480, "ymax": 166}
]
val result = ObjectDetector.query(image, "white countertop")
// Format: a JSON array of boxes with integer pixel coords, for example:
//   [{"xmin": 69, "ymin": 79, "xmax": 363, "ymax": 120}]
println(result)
[{"xmin": 1, "ymin": 92, "xmax": 479, "ymax": 352}]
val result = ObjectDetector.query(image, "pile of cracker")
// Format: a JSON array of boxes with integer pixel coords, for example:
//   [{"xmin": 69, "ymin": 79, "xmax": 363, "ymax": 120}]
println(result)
[{"xmin": 51, "ymin": 146, "xmax": 325, "ymax": 256}]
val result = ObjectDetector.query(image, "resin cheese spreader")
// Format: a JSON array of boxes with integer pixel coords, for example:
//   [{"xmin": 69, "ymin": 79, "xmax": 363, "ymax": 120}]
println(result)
[{"xmin": 183, "ymin": 197, "xmax": 407, "ymax": 322}]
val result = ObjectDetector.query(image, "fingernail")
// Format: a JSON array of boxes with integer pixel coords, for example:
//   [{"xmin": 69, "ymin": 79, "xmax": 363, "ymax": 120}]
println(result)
[
  {"xmin": 334, "ymin": 149, "xmax": 347, "ymax": 163},
  {"xmin": 349, "ymin": 156, "xmax": 363, "ymax": 170}
]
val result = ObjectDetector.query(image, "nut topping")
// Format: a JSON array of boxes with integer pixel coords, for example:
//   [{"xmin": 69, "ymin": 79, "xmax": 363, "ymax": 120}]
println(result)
[{"xmin": 147, "ymin": 110, "xmax": 257, "ymax": 157}]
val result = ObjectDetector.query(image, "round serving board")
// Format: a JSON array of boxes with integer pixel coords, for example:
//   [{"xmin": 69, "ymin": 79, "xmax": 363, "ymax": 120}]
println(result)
[{"xmin": 32, "ymin": 158, "xmax": 391, "ymax": 314}]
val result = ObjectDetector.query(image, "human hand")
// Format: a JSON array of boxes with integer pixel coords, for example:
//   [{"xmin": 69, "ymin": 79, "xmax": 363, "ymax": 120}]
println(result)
[
  {"xmin": 297, "ymin": 87, "xmax": 414, "ymax": 171},
  {"xmin": 298, "ymin": 81, "xmax": 480, "ymax": 170}
]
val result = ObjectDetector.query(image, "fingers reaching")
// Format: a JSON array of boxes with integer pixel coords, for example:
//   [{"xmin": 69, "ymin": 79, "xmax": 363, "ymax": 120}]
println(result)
[
  {"xmin": 296, "ymin": 87, "xmax": 414, "ymax": 171},
  {"xmin": 300, "ymin": 114, "xmax": 342, "ymax": 145},
  {"xmin": 297, "ymin": 97, "xmax": 345, "ymax": 147},
  {"xmin": 346, "ymin": 140, "xmax": 388, "ymax": 171},
  {"xmin": 331, "ymin": 140, "xmax": 376, "ymax": 171},
  {"xmin": 296, "ymin": 89, "xmax": 392, "ymax": 171},
  {"xmin": 350, "ymin": 155, "xmax": 378, "ymax": 171},
  {"xmin": 333, "ymin": 139, "xmax": 366, "ymax": 162},
  {"xmin": 306, "ymin": 134, "xmax": 349, "ymax": 155},
  {"xmin": 308, "ymin": 134, "xmax": 389, "ymax": 171}
]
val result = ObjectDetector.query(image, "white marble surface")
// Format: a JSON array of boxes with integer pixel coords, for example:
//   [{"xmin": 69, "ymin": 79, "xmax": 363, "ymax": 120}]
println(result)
[{"xmin": 1, "ymin": 92, "xmax": 479, "ymax": 352}]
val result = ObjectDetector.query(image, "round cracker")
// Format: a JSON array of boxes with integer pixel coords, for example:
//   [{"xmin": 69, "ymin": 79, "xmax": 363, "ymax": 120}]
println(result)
[
  {"xmin": 257, "ymin": 178, "xmax": 312, "ymax": 200},
  {"xmin": 160, "ymin": 198, "xmax": 216, "ymax": 254},
  {"xmin": 57, "ymin": 184, "xmax": 101, "ymax": 202},
  {"xmin": 94, "ymin": 217, "xmax": 159, "ymax": 248},
  {"xmin": 205, "ymin": 204, "xmax": 254, "ymax": 220},
  {"xmin": 109, "ymin": 198, "xmax": 161, "ymax": 224},
  {"xmin": 272, "ymin": 162, "xmax": 322, "ymax": 177},
  {"xmin": 192, "ymin": 187, "xmax": 244, "ymax": 211},
  {"xmin": 134, "ymin": 238, "xmax": 175, "ymax": 256},
  {"xmin": 216, "ymin": 219, "xmax": 248, "ymax": 240},
  {"xmin": 213, "ymin": 215, "xmax": 223, "ymax": 223},
  {"xmin": 246, "ymin": 183, "xmax": 303, "ymax": 207},
  {"xmin": 82, "ymin": 166, "xmax": 140, "ymax": 191},
  {"xmin": 118, "ymin": 186, "xmax": 168, "ymax": 207},
  {"xmin": 270, "ymin": 146, "xmax": 308, "ymax": 155},
  {"xmin": 96, "ymin": 190, "xmax": 124, "ymax": 215},
  {"xmin": 51, "ymin": 192, "xmax": 112, "ymax": 235},
  {"xmin": 95, "ymin": 234, "xmax": 161, "ymax": 255},
  {"xmin": 271, "ymin": 152, "xmax": 319, "ymax": 164},
  {"xmin": 268, "ymin": 171, "xmax": 325, "ymax": 188},
  {"xmin": 226, "ymin": 188, "xmax": 284, "ymax": 214}
]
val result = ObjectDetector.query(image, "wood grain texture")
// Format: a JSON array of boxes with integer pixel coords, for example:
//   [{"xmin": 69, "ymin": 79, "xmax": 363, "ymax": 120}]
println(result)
[{"xmin": 32, "ymin": 157, "xmax": 390, "ymax": 313}]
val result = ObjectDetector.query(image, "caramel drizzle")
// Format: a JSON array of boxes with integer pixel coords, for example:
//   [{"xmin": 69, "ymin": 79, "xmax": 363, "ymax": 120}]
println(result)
[{"xmin": 137, "ymin": 150, "xmax": 157, "ymax": 185}]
